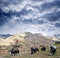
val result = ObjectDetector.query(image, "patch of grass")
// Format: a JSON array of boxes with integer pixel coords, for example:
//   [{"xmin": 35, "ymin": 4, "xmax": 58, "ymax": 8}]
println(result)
[{"xmin": 0, "ymin": 43, "xmax": 60, "ymax": 58}]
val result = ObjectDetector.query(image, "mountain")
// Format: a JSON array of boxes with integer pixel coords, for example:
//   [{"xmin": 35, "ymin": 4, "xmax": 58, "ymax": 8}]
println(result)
[
  {"xmin": 54, "ymin": 34, "xmax": 60, "ymax": 39},
  {"xmin": 0, "ymin": 33, "xmax": 26, "ymax": 46},
  {"xmin": 50, "ymin": 37, "xmax": 60, "ymax": 42},
  {"xmin": 0, "ymin": 32, "xmax": 55, "ymax": 47},
  {"xmin": 24, "ymin": 32, "xmax": 55, "ymax": 47},
  {"xmin": 0, "ymin": 34, "xmax": 12, "ymax": 39}
]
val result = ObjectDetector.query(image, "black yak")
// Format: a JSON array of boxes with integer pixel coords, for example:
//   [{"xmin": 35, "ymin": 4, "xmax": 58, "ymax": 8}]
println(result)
[
  {"xmin": 9, "ymin": 48, "xmax": 19, "ymax": 56},
  {"xmin": 50, "ymin": 45, "xmax": 56, "ymax": 55},
  {"xmin": 41, "ymin": 46, "xmax": 46, "ymax": 51},
  {"xmin": 31, "ymin": 46, "xmax": 39, "ymax": 54}
]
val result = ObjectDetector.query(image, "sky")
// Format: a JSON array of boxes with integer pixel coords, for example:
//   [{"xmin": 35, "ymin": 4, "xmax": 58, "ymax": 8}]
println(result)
[{"xmin": 0, "ymin": 0, "xmax": 60, "ymax": 37}]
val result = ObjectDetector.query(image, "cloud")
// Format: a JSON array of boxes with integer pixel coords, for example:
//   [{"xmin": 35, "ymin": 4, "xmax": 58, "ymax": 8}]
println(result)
[
  {"xmin": 44, "ymin": 11, "xmax": 60, "ymax": 22},
  {"xmin": 55, "ymin": 23, "xmax": 60, "ymax": 27},
  {"xmin": 0, "ymin": 0, "xmax": 60, "ymax": 37},
  {"xmin": 10, "ymin": 15, "xmax": 20, "ymax": 23}
]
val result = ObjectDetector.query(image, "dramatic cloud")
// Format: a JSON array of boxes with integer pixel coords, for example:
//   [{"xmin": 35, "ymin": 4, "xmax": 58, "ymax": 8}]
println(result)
[{"xmin": 0, "ymin": 0, "xmax": 60, "ymax": 37}]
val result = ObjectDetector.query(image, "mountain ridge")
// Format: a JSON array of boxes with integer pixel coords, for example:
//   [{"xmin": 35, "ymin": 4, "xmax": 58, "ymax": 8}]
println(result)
[{"xmin": 0, "ymin": 32, "xmax": 59, "ymax": 47}]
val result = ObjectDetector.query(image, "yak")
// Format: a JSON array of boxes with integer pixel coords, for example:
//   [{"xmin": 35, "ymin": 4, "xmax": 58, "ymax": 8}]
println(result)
[{"xmin": 9, "ymin": 48, "xmax": 19, "ymax": 56}]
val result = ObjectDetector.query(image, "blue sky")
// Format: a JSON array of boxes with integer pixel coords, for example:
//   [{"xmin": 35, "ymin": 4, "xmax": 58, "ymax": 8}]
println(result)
[{"xmin": 0, "ymin": 0, "xmax": 60, "ymax": 37}]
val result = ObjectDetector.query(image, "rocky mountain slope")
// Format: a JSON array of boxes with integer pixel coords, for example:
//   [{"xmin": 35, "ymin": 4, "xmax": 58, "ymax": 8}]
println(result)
[{"xmin": 0, "ymin": 32, "xmax": 56, "ymax": 47}]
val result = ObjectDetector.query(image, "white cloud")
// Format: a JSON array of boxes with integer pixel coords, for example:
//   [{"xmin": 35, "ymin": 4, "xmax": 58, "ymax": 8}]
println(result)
[
  {"xmin": 20, "ymin": 6, "xmax": 58, "ymax": 20},
  {"xmin": 30, "ymin": 1, "xmax": 44, "ymax": 6},
  {"xmin": 43, "ymin": 0, "xmax": 55, "ymax": 3},
  {"xmin": 10, "ymin": 16, "xmax": 20, "ymax": 23},
  {"xmin": 0, "ymin": 0, "xmax": 60, "ymax": 37},
  {"xmin": 0, "ymin": 0, "xmax": 8, "ymax": 2},
  {"xmin": 1, "ymin": 0, "xmax": 55, "ymax": 13},
  {"xmin": 2, "ymin": 7, "xmax": 9, "ymax": 13},
  {"xmin": 29, "ymin": 0, "xmax": 55, "ymax": 6},
  {"xmin": 1, "ymin": 0, "xmax": 28, "ymax": 12},
  {"xmin": 0, "ymin": 20, "xmax": 60, "ymax": 37},
  {"xmin": 57, "ymin": 8, "xmax": 60, "ymax": 12}
]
